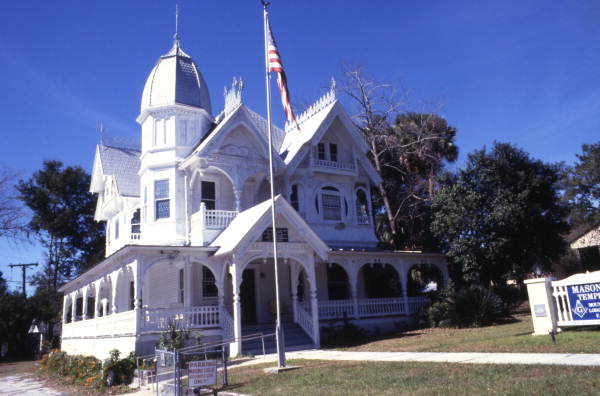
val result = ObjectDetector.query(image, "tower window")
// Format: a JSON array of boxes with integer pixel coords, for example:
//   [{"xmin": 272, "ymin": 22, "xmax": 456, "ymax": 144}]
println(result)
[{"xmin": 154, "ymin": 179, "xmax": 170, "ymax": 219}]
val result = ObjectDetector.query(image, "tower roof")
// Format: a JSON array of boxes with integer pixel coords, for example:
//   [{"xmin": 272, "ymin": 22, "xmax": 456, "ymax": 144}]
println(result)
[{"xmin": 140, "ymin": 39, "xmax": 212, "ymax": 114}]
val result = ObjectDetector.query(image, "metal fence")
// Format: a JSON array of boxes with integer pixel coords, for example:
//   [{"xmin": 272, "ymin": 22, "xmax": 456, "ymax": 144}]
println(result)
[{"xmin": 148, "ymin": 332, "xmax": 276, "ymax": 396}]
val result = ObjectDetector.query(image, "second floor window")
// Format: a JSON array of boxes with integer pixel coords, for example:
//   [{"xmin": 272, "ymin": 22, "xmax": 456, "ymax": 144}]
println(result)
[
  {"xmin": 154, "ymin": 180, "xmax": 170, "ymax": 219},
  {"xmin": 290, "ymin": 184, "xmax": 300, "ymax": 211},
  {"xmin": 201, "ymin": 181, "xmax": 216, "ymax": 210},
  {"xmin": 114, "ymin": 218, "xmax": 120, "ymax": 239},
  {"xmin": 131, "ymin": 209, "xmax": 141, "ymax": 234}
]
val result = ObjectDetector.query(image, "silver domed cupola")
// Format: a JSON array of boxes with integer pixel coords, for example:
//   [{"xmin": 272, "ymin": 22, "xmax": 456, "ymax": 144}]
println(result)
[{"xmin": 140, "ymin": 39, "xmax": 212, "ymax": 114}]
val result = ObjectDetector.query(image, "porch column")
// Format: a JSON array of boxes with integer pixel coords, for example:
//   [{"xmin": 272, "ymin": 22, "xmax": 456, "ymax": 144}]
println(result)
[
  {"xmin": 184, "ymin": 259, "xmax": 192, "ymax": 308},
  {"xmin": 349, "ymin": 264, "xmax": 359, "ymax": 319},
  {"xmin": 309, "ymin": 289, "xmax": 320, "ymax": 347},
  {"xmin": 110, "ymin": 271, "xmax": 119, "ymax": 314},
  {"xmin": 234, "ymin": 189, "xmax": 242, "ymax": 212},
  {"xmin": 62, "ymin": 294, "xmax": 68, "ymax": 323},
  {"xmin": 94, "ymin": 280, "xmax": 102, "ymax": 318},
  {"xmin": 400, "ymin": 263, "xmax": 409, "ymax": 315},
  {"xmin": 308, "ymin": 255, "xmax": 320, "ymax": 347},
  {"xmin": 289, "ymin": 259, "xmax": 299, "ymax": 323},
  {"xmin": 81, "ymin": 286, "xmax": 89, "ymax": 320},
  {"xmin": 229, "ymin": 261, "xmax": 243, "ymax": 356},
  {"xmin": 71, "ymin": 292, "xmax": 77, "ymax": 322}
]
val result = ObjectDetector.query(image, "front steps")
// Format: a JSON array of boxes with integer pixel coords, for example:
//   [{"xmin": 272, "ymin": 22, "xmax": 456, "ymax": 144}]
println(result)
[{"xmin": 241, "ymin": 322, "xmax": 315, "ymax": 355}]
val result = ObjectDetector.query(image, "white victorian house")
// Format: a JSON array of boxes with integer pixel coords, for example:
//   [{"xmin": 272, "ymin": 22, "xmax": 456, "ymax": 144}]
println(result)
[{"xmin": 59, "ymin": 36, "xmax": 447, "ymax": 359}]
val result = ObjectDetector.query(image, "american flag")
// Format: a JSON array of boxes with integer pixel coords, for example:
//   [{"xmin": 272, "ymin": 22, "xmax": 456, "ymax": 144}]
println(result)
[{"xmin": 267, "ymin": 21, "xmax": 297, "ymax": 126}]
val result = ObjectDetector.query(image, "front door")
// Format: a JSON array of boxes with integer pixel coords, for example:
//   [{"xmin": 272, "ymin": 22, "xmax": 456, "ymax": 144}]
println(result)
[{"xmin": 240, "ymin": 269, "xmax": 257, "ymax": 324}]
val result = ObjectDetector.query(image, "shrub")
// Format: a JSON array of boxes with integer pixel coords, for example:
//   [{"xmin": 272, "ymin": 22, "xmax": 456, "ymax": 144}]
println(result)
[
  {"xmin": 428, "ymin": 285, "xmax": 507, "ymax": 328},
  {"xmin": 39, "ymin": 349, "xmax": 103, "ymax": 388},
  {"xmin": 103, "ymin": 349, "xmax": 136, "ymax": 386},
  {"xmin": 321, "ymin": 313, "xmax": 368, "ymax": 347}
]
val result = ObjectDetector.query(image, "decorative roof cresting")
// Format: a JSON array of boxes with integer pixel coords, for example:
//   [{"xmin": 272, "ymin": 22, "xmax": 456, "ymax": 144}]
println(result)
[{"xmin": 285, "ymin": 77, "xmax": 336, "ymax": 132}]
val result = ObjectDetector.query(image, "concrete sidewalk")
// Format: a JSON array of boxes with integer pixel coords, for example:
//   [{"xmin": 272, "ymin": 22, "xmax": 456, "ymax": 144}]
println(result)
[{"xmin": 229, "ymin": 349, "xmax": 600, "ymax": 367}]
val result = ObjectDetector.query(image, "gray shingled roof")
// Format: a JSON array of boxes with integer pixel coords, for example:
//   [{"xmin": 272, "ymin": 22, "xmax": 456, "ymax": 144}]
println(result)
[{"xmin": 98, "ymin": 145, "xmax": 141, "ymax": 197}]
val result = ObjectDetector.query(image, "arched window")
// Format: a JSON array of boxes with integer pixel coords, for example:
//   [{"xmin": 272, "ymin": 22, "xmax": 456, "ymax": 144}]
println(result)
[
  {"xmin": 316, "ymin": 186, "xmax": 347, "ymax": 221},
  {"xmin": 356, "ymin": 189, "xmax": 369, "ymax": 224}
]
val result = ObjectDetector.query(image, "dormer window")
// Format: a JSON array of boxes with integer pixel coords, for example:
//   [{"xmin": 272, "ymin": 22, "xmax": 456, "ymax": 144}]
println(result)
[
  {"xmin": 316, "ymin": 142, "xmax": 338, "ymax": 162},
  {"xmin": 329, "ymin": 143, "xmax": 338, "ymax": 162},
  {"xmin": 154, "ymin": 179, "xmax": 170, "ymax": 220},
  {"xmin": 317, "ymin": 143, "xmax": 326, "ymax": 160}
]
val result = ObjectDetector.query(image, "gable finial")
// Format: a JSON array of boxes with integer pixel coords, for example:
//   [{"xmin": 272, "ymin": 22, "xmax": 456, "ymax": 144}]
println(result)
[{"xmin": 99, "ymin": 122, "xmax": 105, "ymax": 145}]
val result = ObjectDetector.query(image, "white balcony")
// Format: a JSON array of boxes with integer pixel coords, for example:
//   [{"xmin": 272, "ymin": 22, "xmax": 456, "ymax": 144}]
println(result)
[
  {"xmin": 312, "ymin": 158, "xmax": 356, "ymax": 172},
  {"xmin": 190, "ymin": 203, "xmax": 238, "ymax": 246}
]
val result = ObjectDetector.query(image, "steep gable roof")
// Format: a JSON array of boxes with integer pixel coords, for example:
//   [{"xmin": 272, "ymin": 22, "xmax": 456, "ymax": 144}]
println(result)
[
  {"xmin": 90, "ymin": 144, "xmax": 141, "ymax": 197},
  {"xmin": 211, "ymin": 195, "xmax": 329, "ymax": 259},
  {"xmin": 182, "ymin": 104, "xmax": 286, "ymax": 168}
]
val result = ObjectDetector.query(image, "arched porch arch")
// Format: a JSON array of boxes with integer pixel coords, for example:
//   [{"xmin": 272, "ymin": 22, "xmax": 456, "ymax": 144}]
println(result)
[{"xmin": 357, "ymin": 263, "xmax": 402, "ymax": 298}]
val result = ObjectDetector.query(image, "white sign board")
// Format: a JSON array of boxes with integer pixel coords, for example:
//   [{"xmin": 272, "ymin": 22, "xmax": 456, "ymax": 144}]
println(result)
[{"xmin": 188, "ymin": 360, "xmax": 217, "ymax": 387}]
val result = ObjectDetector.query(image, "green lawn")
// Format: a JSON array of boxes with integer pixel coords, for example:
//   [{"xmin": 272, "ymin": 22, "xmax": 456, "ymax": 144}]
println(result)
[
  {"xmin": 332, "ymin": 314, "xmax": 600, "ymax": 353},
  {"xmin": 223, "ymin": 359, "xmax": 600, "ymax": 396}
]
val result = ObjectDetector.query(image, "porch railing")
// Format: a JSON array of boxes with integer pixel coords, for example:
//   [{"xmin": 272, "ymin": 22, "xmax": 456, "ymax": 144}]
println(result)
[
  {"xmin": 319, "ymin": 296, "xmax": 429, "ymax": 320},
  {"xmin": 62, "ymin": 310, "xmax": 136, "ymax": 338},
  {"xmin": 221, "ymin": 308, "xmax": 234, "ymax": 341},
  {"xmin": 357, "ymin": 297, "xmax": 405, "ymax": 317},
  {"xmin": 319, "ymin": 299, "xmax": 355, "ymax": 319},
  {"xmin": 142, "ymin": 306, "xmax": 220, "ymax": 331},
  {"xmin": 295, "ymin": 303, "xmax": 315, "ymax": 342}
]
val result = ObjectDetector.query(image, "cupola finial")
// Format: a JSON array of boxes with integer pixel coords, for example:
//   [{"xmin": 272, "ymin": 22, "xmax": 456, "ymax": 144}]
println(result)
[{"xmin": 174, "ymin": 4, "xmax": 180, "ymax": 45}]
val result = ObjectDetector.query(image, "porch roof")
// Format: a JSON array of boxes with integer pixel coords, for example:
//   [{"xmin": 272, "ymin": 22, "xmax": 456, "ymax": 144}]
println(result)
[
  {"xmin": 58, "ymin": 245, "xmax": 216, "ymax": 294},
  {"xmin": 210, "ymin": 195, "xmax": 329, "ymax": 260}
]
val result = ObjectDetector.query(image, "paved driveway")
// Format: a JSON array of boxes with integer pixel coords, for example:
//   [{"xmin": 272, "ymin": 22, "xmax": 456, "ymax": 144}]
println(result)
[{"xmin": 0, "ymin": 374, "xmax": 68, "ymax": 395}]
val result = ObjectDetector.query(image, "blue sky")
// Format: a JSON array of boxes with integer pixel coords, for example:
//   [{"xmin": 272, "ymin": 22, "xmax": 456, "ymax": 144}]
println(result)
[{"xmin": 0, "ymin": 1, "xmax": 598, "ymax": 290}]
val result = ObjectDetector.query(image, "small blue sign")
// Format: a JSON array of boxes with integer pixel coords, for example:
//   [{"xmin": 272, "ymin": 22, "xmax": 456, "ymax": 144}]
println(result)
[{"xmin": 567, "ymin": 282, "xmax": 600, "ymax": 321}]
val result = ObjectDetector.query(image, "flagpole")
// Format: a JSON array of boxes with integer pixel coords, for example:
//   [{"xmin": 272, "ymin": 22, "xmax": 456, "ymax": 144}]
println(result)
[{"xmin": 262, "ymin": 0, "xmax": 286, "ymax": 369}]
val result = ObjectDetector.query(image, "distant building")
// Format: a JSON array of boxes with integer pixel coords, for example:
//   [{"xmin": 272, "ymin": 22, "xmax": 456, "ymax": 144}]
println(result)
[
  {"xmin": 59, "ymin": 34, "xmax": 447, "ymax": 359},
  {"xmin": 568, "ymin": 224, "xmax": 600, "ymax": 271}
]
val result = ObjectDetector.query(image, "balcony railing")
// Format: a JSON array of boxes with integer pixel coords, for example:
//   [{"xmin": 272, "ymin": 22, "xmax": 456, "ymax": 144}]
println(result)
[
  {"xmin": 312, "ymin": 158, "xmax": 356, "ymax": 171},
  {"xmin": 204, "ymin": 209, "xmax": 238, "ymax": 229}
]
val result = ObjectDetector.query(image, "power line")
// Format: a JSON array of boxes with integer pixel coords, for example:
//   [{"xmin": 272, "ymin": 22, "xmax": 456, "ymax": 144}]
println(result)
[{"xmin": 8, "ymin": 263, "xmax": 38, "ymax": 296}]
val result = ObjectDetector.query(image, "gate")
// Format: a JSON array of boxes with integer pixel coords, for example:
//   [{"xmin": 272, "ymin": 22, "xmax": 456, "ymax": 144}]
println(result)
[{"xmin": 154, "ymin": 348, "xmax": 179, "ymax": 395}]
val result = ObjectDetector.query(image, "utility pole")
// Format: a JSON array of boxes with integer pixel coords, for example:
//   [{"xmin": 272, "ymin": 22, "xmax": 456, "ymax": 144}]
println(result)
[{"xmin": 9, "ymin": 263, "xmax": 38, "ymax": 296}]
